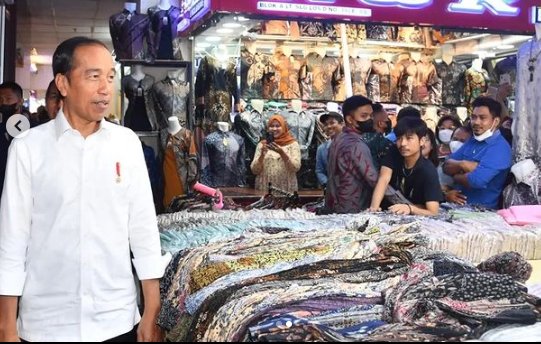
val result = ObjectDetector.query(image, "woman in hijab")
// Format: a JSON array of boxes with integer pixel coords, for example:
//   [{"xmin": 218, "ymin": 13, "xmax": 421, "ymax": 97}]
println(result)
[{"xmin": 251, "ymin": 115, "xmax": 302, "ymax": 192}]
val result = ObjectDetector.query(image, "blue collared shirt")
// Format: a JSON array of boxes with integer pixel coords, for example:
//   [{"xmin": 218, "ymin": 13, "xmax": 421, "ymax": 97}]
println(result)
[
  {"xmin": 316, "ymin": 140, "xmax": 332, "ymax": 186},
  {"xmin": 449, "ymin": 130, "xmax": 512, "ymax": 209}
]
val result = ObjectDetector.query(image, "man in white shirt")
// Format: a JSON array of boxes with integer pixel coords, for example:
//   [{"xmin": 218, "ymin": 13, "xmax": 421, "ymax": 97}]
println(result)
[{"xmin": 0, "ymin": 37, "xmax": 169, "ymax": 342}]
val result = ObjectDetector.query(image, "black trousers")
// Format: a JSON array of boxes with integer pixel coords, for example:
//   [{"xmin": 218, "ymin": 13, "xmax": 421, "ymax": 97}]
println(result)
[{"xmin": 21, "ymin": 326, "xmax": 138, "ymax": 343}]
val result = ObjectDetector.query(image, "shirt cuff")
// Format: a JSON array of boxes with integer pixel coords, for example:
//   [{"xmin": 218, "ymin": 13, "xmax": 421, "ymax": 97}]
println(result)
[
  {"xmin": 132, "ymin": 253, "xmax": 172, "ymax": 280},
  {"xmin": 0, "ymin": 270, "xmax": 27, "ymax": 296}
]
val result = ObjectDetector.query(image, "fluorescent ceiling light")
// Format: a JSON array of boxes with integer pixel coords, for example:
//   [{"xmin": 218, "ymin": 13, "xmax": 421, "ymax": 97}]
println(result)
[
  {"xmin": 223, "ymin": 23, "xmax": 242, "ymax": 28},
  {"xmin": 216, "ymin": 28, "xmax": 234, "ymax": 34},
  {"xmin": 205, "ymin": 36, "xmax": 222, "ymax": 42},
  {"xmin": 497, "ymin": 44, "xmax": 515, "ymax": 50},
  {"xmin": 197, "ymin": 42, "xmax": 212, "ymax": 48}
]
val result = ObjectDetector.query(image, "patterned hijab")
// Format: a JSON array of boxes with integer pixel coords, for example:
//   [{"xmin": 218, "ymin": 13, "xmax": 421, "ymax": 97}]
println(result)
[{"xmin": 264, "ymin": 115, "xmax": 297, "ymax": 147}]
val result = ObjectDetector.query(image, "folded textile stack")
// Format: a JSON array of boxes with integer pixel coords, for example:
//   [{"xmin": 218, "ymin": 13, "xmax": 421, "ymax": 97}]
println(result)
[
  {"xmin": 498, "ymin": 206, "xmax": 541, "ymax": 226},
  {"xmin": 157, "ymin": 212, "xmax": 541, "ymax": 342}
]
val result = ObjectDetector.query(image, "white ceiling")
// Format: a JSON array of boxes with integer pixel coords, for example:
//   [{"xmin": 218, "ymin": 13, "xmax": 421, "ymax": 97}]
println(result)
[{"xmin": 17, "ymin": 0, "xmax": 128, "ymax": 50}]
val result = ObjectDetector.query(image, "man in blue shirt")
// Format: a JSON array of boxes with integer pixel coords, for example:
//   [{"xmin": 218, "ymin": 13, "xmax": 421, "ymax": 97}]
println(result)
[
  {"xmin": 443, "ymin": 97, "xmax": 512, "ymax": 209},
  {"xmin": 316, "ymin": 112, "xmax": 344, "ymax": 187}
]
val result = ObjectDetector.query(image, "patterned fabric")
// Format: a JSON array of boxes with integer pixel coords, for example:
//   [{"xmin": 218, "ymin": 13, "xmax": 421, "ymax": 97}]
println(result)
[
  {"xmin": 299, "ymin": 22, "xmax": 326, "ymax": 37},
  {"xmin": 350, "ymin": 57, "xmax": 372, "ymax": 97},
  {"xmin": 195, "ymin": 57, "xmax": 238, "ymax": 133},
  {"xmin": 200, "ymin": 131, "xmax": 246, "ymax": 187},
  {"xmin": 300, "ymin": 53, "xmax": 342, "ymax": 101},
  {"xmin": 269, "ymin": 53, "xmax": 303, "ymax": 100},
  {"xmin": 147, "ymin": 6, "xmax": 183, "ymax": 60},
  {"xmin": 325, "ymin": 127, "xmax": 379, "ymax": 214},
  {"xmin": 109, "ymin": 10, "xmax": 149, "ymax": 61},
  {"xmin": 368, "ymin": 59, "xmax": 401, "ymax": 103},
  {"xmin": 234, "ymin": 109, "xmax": 265, "ymax": 159},
  {"xmin": 241, "ymin": 51, "xmax": 270, "ymax": 100},
  {"xmin": 465, "ymin": 68, "xmax": 491, "ymax": 116},
  {"xmin": 477, "ymin": 252, "xmax": 533, "ymax": 283},
  {"xmin": 122, "ymin": 75, "xmax": 155, "ymax": 131},
  {"xmin": 149, "ymin": 77, "xmax": 190, "ymax": 129},
  {"xmin": 514, "ymin": 41, "xmax": 541, "ymax": 164},
  {"xmin": 366, "ymin": 25, "xmax": 397, "ymax": 41},
  {"xmin": 279, "ymin": 110, "xmax": 316, "ymax": 160},
  {"xmin": 360, "ymin": 132, "xmax": 394, "ymax": 171},
  {"xmin": 436, "ymin": 61, "xmax": 468, "ymax": 106},
  {"xmin": 397, "ymin": 27, "xmax": 426, "ymax": 45},
  {"xmin": 398, "ymin": 60, "xmax": 439, "ymax": 104},
  {"xmin": 251, "ymin": 142, "xmax": 302, "ymax": 193}
]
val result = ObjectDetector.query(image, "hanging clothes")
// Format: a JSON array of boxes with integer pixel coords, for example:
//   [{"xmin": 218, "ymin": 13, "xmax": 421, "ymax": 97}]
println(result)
[
  {"xmin": 350, "ymin": 56, "xmax": 372, "ymax": 97},
  {"xmin": 200, "ymin": 131, "xmax": 246, "ymax": 187},
  {"xmin": 109, "ymin": 10, "xmax": 150, "ymax": 61},
  {"xmin": 436, "ymin": 61, "xmax": 467, "ymax": 106},
  {"xmin": 280, "ymin": 110, "xmax": 316, "ymax": 160},
  {"xmin": 149, "ymin": 76, "xmax": 190, "ymax": 129},
  {"xmin": 241, "ymin": 50, "xmax": 270, "ymax": 100},
  {"xmin": 300, "ymin": 53, "xmax": 342, "ymax": 101},
  {"xmin": 397, "ymin": 59, "xmax": 439, "ymax": 104},
  {"xmin": 195, "ymin": 57, "xmax": 238, "ymax": 134},
  {"xmin": 147, "ymin": 6, "xmax": 183, "ymax": 60},
  {"xmin": 122, "ymin": 74, "xmax": 155, "ymax": 131},
  {"xmin": 269, "ymin": 52, "xmax": 303, "ymax": 100},
  {"xmin": 514, "ymin": 41, "xmax": 541, "ymax": 164},
  {"xmin": 465, "ymin": 67, "xmax": 491, "ymax": 116},
  {"xmin": 234, "ymin": 109, "xmax": 266, "ymax": 159},
  {"xmin": 162, "ymin": 128, "xmax": 198, "ymax": 209},
  {"xmin": 368, "ymin": 59, "xmax": 401, "ymax": 103}
]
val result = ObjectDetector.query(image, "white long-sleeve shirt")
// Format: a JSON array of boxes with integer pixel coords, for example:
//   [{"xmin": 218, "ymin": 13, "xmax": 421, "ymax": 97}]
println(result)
[{"xmin": 0, "ymin": 110, "xmax": 170, "ymax": 342}]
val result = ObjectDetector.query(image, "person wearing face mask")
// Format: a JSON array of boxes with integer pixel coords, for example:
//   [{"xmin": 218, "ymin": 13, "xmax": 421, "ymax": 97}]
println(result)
[
  {"xmin": 436, "ymin": 115, "xmax": 462, "ymax": 159},
  {"xmin": 440, "ymin": 125, "xmax": 473, "ymax": 205},
  {"xmin": 252, "ymin": 115, "xmax": 301, "ymax": 192},
  {"xmin": 0, "ymin": 82, "xmax": 25, "ymax": 199},
  {"xmin": 360, "ymin": 103, "xmax": 394, "ymax": 171},
  {"xmin": 316, "ymin": 112, "xmax": 344, "ymax": 187},
  {"xmin": 325, "ymin": 96, "xmax": 379, "ymax": 214},
  {"xmin": 443, "ymin": 97, "xmax": 512, "ymax": 209}
]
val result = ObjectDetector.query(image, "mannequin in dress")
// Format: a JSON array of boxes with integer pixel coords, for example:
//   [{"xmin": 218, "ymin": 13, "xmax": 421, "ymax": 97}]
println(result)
[
  {"xmin": 291, "ymin": 99, "xmax": 303, "ymax": 114},
  {"xmin": 410, "ymin": 52, "xmax": 422, "ymax": 63},
  {"xmin": 131, "ymin": 65, "xmax": 146, "ymax": 82},
  {"xmin": 217, "ymin": 122, "xmax": 230, "ymax": 133},
  {"xmin": 168, "ymin": 116, "xmax": 182, "ymax": 136},
  {"xmin": 251, "ymin": 100, "xmax": 265, "ymax": 114}
]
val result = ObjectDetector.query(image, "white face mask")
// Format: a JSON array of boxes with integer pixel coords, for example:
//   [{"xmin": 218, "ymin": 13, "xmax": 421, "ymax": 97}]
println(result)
[
  {"xmin": 474, "ymin": 121, "xmax": 497, "ymax": 142},
  {"xmin": 438, "ymin": 129, "xmax": 454, "ymax": 144},
  {"xmin": 449, "ymin": 141, "xmax": 464, "ymax": 154}
]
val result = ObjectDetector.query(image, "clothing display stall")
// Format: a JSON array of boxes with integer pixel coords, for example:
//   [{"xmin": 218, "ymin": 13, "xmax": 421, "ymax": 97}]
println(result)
[{"xmin": 156, "ymin": 208, "xmax": 541, "ymax": 342}]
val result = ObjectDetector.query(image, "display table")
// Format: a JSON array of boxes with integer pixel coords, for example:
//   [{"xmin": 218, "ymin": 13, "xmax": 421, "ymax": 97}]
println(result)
[{"xmin": 220, "ymin": 187, "xmax": 324, "ymax": 206}]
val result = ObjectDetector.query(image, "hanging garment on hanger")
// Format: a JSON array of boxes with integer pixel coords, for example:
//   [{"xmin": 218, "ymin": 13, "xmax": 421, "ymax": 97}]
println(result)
[
  {"xmin": 436, "ymin": 61, "xmax": 468, "ymax": 106},
  {"xmin": 195, "ymin": 57, "xmax": 238, "ymax": 133},
  {"xmin": 368, "ymin": 59, "xmax": 401, "ymax": 103},
  {"xmin": 147, "ymin": 6, "xmax": 183, "ymax": 60},
  {"xmin": 350, "ymin": 57, "xmax": 372, "ymax": 98},
  {"xmin": 269, "ymin": 53, "xmax": 303, "ymax": 100},
  {"xmin": 149, "ymin": 76, "xmax": 190, "ymax": 130},
  {"xmin": 123, "ymin": 74, "xmax": 156, "ymax": 131},
  {"xmin": 241, "ymin": 50, "xmax": 270, "ymax": 100},
  {"xmin": 235, "ymin": 109, "xmax": 266, "ymax": 159},
  {"xmin": 280, "ymin": 110, "xmax": 316, "ymax": 160},
  {"xmin": 201, "ymin": 131, "xmax": 247, "ymax": 187},
  {"xmin": 109, "ymin": 9, "xmax": 150, "ymax": 61},
  {"xmin": 366, "ymin": 25, "xmax": 397, "ymax": 41},
  {"xmin": 397, "ymin": 59, "xmax": 439, "ymax": 104},
  {"xmin": 300, "ymin": 53, "xmax": 341, "ymax": 101},
  {"xmin": 162, "ymin": 128, "xmax": 198, "ymax": 208},
  {"xmin": 465, "ymin": 67, "xmax": 491, "ymax": 116},
  {"xmin": 397, "ymin": 27, "xmax": 426, "ymax": 45},
  {"xmin": 514, "ymin": 40, "xmax": 541, "ymax": 165}
]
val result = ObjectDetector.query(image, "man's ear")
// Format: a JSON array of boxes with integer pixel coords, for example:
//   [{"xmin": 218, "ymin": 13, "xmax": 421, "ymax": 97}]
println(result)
[{"xmin": 55, "ymin": 74, "xmax": 69, "ymax": 98}]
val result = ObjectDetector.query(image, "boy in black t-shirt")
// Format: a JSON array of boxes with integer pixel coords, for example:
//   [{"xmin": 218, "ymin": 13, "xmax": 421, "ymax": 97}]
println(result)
[{"xmin": 370, "ymin": 118, "xmax": 443, "ymax": 216}]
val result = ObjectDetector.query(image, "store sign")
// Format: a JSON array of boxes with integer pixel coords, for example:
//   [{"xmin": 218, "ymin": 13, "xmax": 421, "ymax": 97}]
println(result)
[
  {"xmin": 207, "ymin": 0, "xmax": 536, "ymax": 33},
  {"xmin": 534, "ymin": 6, "xmax": 541, "ymax": 23},
  {"xmin": 179, "ymin": 0, "xmax": 211, "ymax": 32}
]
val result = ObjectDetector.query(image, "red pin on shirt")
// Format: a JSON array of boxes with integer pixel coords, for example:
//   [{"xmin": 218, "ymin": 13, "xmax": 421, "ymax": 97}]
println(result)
[{"xmin": 116, "ymin": 162, "xmax": 122, "ymax": 184}]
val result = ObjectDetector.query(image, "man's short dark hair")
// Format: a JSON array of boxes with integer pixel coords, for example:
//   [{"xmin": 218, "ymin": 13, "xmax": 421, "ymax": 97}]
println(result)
[
  {"xmin": 0, "ymin": 82, "xmax": 23, "ymax": 99},
  {"xmin": 395, "ymin": 117, "xmax": 428, "ymax": 140},
  {"xmin": 372, "ymin": 103, "xmax": 385, "ymax": 114},
  {"xmin": 46, "ymin": 80, "xmax": 59, "ymax": 98},
  {"xmin": 53, "ymin": 37, "xmax": 109, "ymax": 77},
  {"xmin": 342, "ymin": 95, "xmax": 372, "ymax": 119},
  {"xmin": 472, "ymin": 97, "xmax": 502, "ymax": 120},
  {"xmin": 397, "ymin": 106, "xmax": 422, "ymax": 122}
]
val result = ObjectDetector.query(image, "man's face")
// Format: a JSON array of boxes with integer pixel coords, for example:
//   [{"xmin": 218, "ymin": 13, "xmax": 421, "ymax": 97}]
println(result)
[
  {"xmin": 324, "ymin": 118, "xmax": 344, "ymax": 138},
  {"xmin": 397, "ymin": 133, "xmax": 424, "ymax": 158},
  {"xmin": 56, "ymin": 44, "xmax": 115, "ymax": 123},
  {"xmin": 346, "ymin": 105, "xmax": 372, "ymax": 128},
  {"xmin": 0, "ymin": 88, "xmax": 23, "ymax": 113},
  {"xmin": 471, "ymin": 106, "xmax": 499, "ymax": 136},
  {"xmin": 46, "ymin": 85, "xmax": 62, "ymax": 120},
  {"xmin": 373, "ymin": 110, "xmax": 390, "ymax": 134}
]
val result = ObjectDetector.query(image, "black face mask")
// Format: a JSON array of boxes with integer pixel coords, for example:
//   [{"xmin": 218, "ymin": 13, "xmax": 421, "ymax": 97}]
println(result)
[
  {"xmin": 0, "ymin": 103, "xmax": 19, "ymax": 118},
  {"xmin": 384, "ymin": 119, "xmax": 393, "ymax": 135},
  {"xmin": 355, "ymin": 119, "xmax": 374, "ymax": 134}
]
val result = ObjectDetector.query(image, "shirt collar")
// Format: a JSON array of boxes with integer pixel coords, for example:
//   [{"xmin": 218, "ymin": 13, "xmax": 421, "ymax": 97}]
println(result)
[{"xmin": 55, "ymin": 109, "xmax": 112, "ymax": 140}]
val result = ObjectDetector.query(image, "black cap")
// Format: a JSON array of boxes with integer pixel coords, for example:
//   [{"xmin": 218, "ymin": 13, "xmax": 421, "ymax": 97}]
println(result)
[{"xmin": 320, "ymin": 112, "xmax": 344, "ymax": 124}]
